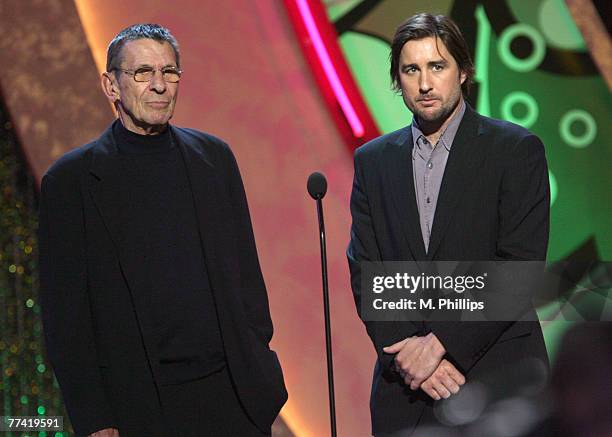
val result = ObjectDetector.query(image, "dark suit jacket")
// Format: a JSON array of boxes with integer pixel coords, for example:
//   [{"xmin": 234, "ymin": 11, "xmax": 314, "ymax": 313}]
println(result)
[
  {"xmin": 347, "ymin": 104, "xmax": 550, "ymax": 435},
  {"xmin": 38, "ymin": 124, "xmax": 287, "ymax": 436}
]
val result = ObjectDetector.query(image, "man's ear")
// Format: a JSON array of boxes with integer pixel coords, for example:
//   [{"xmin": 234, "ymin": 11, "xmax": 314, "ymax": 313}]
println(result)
[
  {"xmin": 459, "ymin": 69, "xmax": 467, "ymax": 85},
  {"xmin": 101, "ymin": 72, "xmax": 120, "ymax": 103}
]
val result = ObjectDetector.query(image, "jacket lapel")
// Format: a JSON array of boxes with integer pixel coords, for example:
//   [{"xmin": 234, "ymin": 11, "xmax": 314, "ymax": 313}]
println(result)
[
  {"xmin": 87, "ymin": 122, "xmax": 166, "ymax": 380},
  {"xmin": 171, "ymin": 127, "xmax": 234, "ymax": 295},
  {"xmin": 87, "ymin": 124, "xmax": 159, "ymax": 307},
  {"xmin": 87, "ymin": 122, "xmax": 136, "ymax": 255},
  {"xmin": 426, "ymin": 104, "xmax": 484, "ymax": 260},
  {"xmin": 385, "ymin": 127, "xmax": 427, "ymax": 261}
]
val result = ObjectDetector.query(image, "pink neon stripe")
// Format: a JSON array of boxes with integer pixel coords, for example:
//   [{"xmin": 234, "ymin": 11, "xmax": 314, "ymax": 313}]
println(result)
[{"xmin": 296, "ymin": 0, "xmax": 365, "ymax": 138}]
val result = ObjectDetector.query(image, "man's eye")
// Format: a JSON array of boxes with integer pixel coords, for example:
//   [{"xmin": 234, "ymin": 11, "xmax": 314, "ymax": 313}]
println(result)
[
  {"xmin": 404, "ymin": 67, "xmax": 416, "ymax": 74},
  {"xmin": 135, "ymin": 68, "xmax": 154, "ymax": 74},
  {"xmin": 433, "ymin": 64, "xmax": 444, "ymax": 71}
]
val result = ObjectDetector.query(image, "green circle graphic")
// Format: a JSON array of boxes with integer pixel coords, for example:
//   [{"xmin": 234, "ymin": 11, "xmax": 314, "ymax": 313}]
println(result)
[
  {"xmin": 559, "ymin": 109, "xmax": 597, "ymax": 148},
  {"xmin": 500, "ymin": 92, "xmax": 539, "ymax": 128},
  {"xmin": 498, "ymin": 23, "xmax": 546, "ymax": 72}
]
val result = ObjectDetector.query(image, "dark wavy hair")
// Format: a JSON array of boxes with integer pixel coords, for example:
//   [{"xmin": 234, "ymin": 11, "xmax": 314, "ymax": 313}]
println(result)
[
  {"xmin": 106, "ymin": 23, "xmax": 180, "ymax": 72},
  {"xmin": 390, "ymin": 13, "xmax": 474, "ymax": 96}
]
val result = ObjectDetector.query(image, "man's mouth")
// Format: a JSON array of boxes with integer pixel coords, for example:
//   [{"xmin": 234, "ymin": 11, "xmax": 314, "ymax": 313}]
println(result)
[
  {"xmin": 418, "ymin": 98, "xmax": 438, "ymax": 107},
  {"xmin": 146, "ymin": 101, "xmax": 170, "ymax": 108}
]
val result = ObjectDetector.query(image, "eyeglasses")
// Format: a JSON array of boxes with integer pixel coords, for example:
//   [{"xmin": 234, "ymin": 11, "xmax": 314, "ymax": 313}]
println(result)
[{"xmin": 112, "ymin": 66, "xmax": 182, "ymax": 83}]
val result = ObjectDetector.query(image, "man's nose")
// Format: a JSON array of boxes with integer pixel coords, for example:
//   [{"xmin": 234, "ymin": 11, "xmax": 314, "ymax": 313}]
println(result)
[
  {"xmin": 149, "ymin": 70, "xmax": 167, "ymax": 93},
  {"xmin": 419, "ymin": 71, "xmax": 432, "ymax": 94}
]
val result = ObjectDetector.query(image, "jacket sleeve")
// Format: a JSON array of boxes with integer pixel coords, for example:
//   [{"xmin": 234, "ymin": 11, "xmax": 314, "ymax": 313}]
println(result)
[
  {"xmin": 222, "ymin": 145, "xmax": 274, "ymax": 346},
  {"xmin": 347, "ymin": 150, "xmax": 421, "ymax": 376},
  {"xmin": 39, "ymin": 172, "xmax": 116, "ymax": 436},
  {"xmin": 426, "ymin": 134, "xmax": 550, "ymax": 373}
]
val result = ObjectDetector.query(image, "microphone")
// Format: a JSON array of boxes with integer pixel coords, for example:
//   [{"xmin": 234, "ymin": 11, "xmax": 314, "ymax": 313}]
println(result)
[
  {"xmin": 307, "ymin": 172, "xmax": 336, "ymax": 437},
  {"xmin": 307, "ymin": 172, "xmax": 328, "ymax": 200}
]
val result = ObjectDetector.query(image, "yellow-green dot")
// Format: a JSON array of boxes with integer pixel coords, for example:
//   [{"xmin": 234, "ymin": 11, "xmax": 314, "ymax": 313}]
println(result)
[
  {"xmin": 20, "ymin": 395, "xmax": 28, "ymax": 404},
  {"xmin": 37, "ymin": 364, "xmax": 46, "ymax": 373},
  {"xmin": 37, "ymin": 405, "xmax": 46, "ymax": 415},
  {"xmin": 54, "ymin": 433, "xmax": 63, "ymax": 437},
  {"xmin": 9, "ymin": 264, "xmax": 16, "ymax": 273},
  {"xmin": 26, "ymin": 299, "xmax": 35, "ymax": 308},
  {"xmin": 39, "ymin": 432, "xmax": 47, "ymax": 437}
]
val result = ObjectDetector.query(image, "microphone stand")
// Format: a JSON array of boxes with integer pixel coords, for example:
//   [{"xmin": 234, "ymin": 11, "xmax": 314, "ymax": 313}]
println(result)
[{"xmin": 315, "ymin": 195, "xmax": 337, "ymax": 437}]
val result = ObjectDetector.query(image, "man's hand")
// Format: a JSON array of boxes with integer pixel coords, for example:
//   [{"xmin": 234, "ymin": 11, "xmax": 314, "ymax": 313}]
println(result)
[
  {"xmin": 421, "ymin": 359, "xmax": 466, "ymax": 400},
  {"xmin": 89, "ymin": 428, "xmax": 119, "ymax": 437},
  {"xmin": 383, "ymin": 332, "xmax": 446, "ymax": 390}
]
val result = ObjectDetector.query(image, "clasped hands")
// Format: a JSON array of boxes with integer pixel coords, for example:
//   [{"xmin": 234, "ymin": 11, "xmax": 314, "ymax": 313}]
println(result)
[
  {"xmin": 383, "ymin": 332, "xmax": 465, "ymax": 400},
  {"xmin": 89, "ymin": 428, "xmax": 119, "ymax": 437}
]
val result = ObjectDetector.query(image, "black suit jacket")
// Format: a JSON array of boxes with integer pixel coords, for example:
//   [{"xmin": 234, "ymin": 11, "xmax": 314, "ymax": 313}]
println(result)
[
  {"xmin": 347, "ymin": 104, "xmax": 550, "ymax": 435},
  {"xmin": 39, "ymin": 124, "xmax": 287, "ymax": 436}
]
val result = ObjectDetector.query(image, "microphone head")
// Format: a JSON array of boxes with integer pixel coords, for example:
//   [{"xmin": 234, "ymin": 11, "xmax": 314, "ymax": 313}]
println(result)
[{"xmin": 307, "ymin": 172, "xmax": 328, "ymax": 199}]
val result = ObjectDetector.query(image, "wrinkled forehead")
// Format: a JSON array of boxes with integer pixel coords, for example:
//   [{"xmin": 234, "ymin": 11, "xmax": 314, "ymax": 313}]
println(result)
[
  {"xmin": 119, "ymin": 38, "xmax": 178, "ymax": 68},
  {"xmin": 399, "ymin": 36, "xmax": 454, "ymax": 64}
]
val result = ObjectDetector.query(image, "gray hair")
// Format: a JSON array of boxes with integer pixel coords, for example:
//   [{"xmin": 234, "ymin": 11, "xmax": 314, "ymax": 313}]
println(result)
[{"xmin": 106, "ymin": 23, "xmax": 180, "ymax": 72}]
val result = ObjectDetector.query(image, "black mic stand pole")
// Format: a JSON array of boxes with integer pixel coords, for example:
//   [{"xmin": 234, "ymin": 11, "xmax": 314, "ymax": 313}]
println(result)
[{"xmin": 315, "ymin": 195, "xmax": 337, "ymax": 437}]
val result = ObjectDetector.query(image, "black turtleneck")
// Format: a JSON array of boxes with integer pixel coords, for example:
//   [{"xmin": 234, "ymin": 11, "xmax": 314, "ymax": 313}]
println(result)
[
  {"xmin": 113, "ymin": 120, "xmax": 225, "ymax": 384},
  {"xmin": 113, "ymin": 120, "xmax": 173, "ymax": 153}
]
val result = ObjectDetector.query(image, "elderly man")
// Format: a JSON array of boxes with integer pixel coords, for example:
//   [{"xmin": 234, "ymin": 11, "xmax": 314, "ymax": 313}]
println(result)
[
  {"xmin": 39, "ymin": 24, "xmax": 286, "ymax": 437},
  {"xmin": 347, "ymin": 13, "xmax": 550, "ymax": 436}
]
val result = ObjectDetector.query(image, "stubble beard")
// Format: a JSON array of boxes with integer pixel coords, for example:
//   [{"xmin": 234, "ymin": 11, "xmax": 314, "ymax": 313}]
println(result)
[
  {"xmin": 405, "ymin": 81, "xmax": 464, "ymax": 129},
  {"xmin": 410, "ymin": 90, "xmax": 461, "ymax": 126}
]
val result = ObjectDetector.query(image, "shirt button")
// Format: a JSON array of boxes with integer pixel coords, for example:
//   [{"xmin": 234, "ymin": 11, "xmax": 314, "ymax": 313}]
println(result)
[
  {"xmin": 426, "ymin": 197, "xmax": 431, "ymax": 204},
  {"xmin": 427, "ymin": 161, "xmax": 433, "ymax": 169}
]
